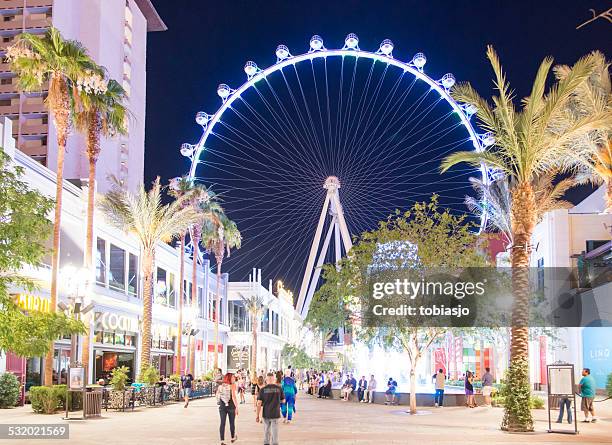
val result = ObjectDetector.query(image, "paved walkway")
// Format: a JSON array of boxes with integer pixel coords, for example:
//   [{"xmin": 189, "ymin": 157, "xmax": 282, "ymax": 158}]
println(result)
[{"xmin": 1, "ymin": 393, "xmax": 611, "ymax": 444}]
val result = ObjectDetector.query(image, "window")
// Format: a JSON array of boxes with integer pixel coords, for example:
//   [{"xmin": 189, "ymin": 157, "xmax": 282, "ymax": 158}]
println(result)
[
  {"xmin": 208, "ymin": 291, "xmax": 214, "ymax": 321},
  {"xmin": 0, "ymin": 99, "xmax": 11, "ymax": 106},
  {"xmin": 96, "ymin": 238, "xmax": 106, "ymax": 284},
  {"xmin": 127, "ymin": 253, "xmax": 138, "ymax": 296},
  {"xmin": 261, "ymin": 309, "xmax": 269, "ymax": 333},
  {"xmin": 586, "ymin": 240, "xmax": 608, "ymax": 253},
  {"xmin": 1, "ymin": 78, "xmax": 12, "ymax": 85},
  {"xmin": 197, "ymin": 287, "xmax": 203, "ymax": 317},
  {"xmin": 183, "ymin": 280, "xmax": 193, "ymax": 306},
  {"xmin": 3, "ymin": 16, "xmax": 14, "ymax": 22},
  {"xmin": 536, "ymin": 257, "xmax": 544, "ymax": 291},
  {"xmin": 156, "ymin": 267, "xmax": 167, "ymax": 305},
  {"xmin": 109, "ymin": 244, "xmax": 126, "ymax": 290},
  {"xmin": 168, "ymin": 272, "xmax": 176, "ymax": 307}
]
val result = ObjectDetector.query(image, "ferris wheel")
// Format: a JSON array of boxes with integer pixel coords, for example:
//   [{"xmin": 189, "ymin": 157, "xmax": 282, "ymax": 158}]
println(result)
[{"xmin": 179, "ymin": 33, "xmax": 493, "ymax": 298}]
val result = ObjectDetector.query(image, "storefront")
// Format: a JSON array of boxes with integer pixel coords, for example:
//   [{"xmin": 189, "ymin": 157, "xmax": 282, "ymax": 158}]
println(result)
[
  {"xmin": 93, "ymin": 311, "xmax": 139, "ymax": 383},
  {"xmin": 151, "ymin": 323, "xmax": 177, "ymax": 377}
]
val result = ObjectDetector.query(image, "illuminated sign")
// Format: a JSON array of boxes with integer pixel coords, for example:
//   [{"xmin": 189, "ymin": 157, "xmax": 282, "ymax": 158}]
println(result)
[
  {"xmin": 276, "ymin": 280, "xmax": 294, "ymax": 304},
  {"xmin": 13, "ymin": 293, "xmax": 50, "ymax": 313},
  {"xmin": 95, "ymin": 312, "xmax": 139, "ymax": 333}
]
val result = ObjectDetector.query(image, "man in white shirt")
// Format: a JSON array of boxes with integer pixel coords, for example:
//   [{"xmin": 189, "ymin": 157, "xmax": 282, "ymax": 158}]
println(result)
[{"xmin": 363, "ymin": 375, "xmax": 377, "ymax": 403}]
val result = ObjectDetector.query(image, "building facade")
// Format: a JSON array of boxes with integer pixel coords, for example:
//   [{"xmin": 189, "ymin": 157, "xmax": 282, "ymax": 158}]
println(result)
[
  {"xmin": 226, "ymin": 270, "xmax": 303, "ymax": 373},
  {"xmin": 0, "ymin": 0, "xmax": 165, "ymax": 193}
]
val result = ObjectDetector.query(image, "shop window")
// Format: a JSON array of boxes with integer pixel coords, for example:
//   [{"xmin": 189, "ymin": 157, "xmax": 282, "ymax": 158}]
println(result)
[
  {"xmin": 109, "ymin": 244, "xmax": 126, "ymax": 291},
  {"xmin": 25, "ymin": 357, "xmax": 42, "ymax": 391},
  {"xmin": 52, "ymin": 348, "xmax": 70, "ymax": 385},
  {"xmin": 183, "ymin": 279, "xmax": 193, "ymax": 306},
  {"xmin": 156, "ymin": 267, "xmax": 167, "ymax": 305},
  {"xmin": 261, "ymin": 309, "xmax": 269, "ymax": 333},
  {"xmin": 95, "ymin": 238, "xmax": 106, "ymax": 284},
  {"xmin": 168, "ymin": 271, "xmax": 176, "ymax": 307},
  {"xmin": 127, "ymin": 253, "xmax": 138, "ymax": 296},
  {"xmin": 125, "ymin": 335, "xmax": 135, "ymax": 346}
]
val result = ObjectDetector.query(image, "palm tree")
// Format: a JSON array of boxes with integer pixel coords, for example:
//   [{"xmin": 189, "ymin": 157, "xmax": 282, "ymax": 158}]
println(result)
[
  {"xmin": 98, "ymin": 177, "xmax": 199, "ymax": 370},
  {"xmin": 7, "ymin": 27, "xmax": 102, "ymax": 385},
  {"xmin": 202, "ymin": 215, "xmax": 241, "ymax": 369},
  {"xmin": 441, "ymin": 46, "xmax": 610, "ymax": 431},
  {"xmin": 554, "ymin": 51, "xmax": 612, "ymax": 212},
  {"xmin": 467, "ymin": 171, "xmax": 576, "ymax": 245},
  {"xmin": 240, "ymin": 293, "xmax": 265, "ymax": 383},
  {"xmin": 75, "ymin": 79, "xmax": 127, "ymax": 384}
]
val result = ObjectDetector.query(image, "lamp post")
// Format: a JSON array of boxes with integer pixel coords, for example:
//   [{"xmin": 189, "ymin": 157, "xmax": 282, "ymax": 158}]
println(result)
[{"xmin": 183, "ymin": 305, "xmax": 200, "ymax": 376}]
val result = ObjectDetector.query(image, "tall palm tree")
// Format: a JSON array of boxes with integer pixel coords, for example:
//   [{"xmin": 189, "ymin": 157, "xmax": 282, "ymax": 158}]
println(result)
[
  {"xmin": 202, "ymin": 215, "xmax": 241, "ymax": 369},
  {"xmin": 75, "ymin": 78, "xmax": 127, "ymax": 384},
  {"xmin": 441, "ymin": 46, "xmax": 610, "ymax": 431},
  {"xmin": 554, "ymin": 51, "xmax": 612, "ymax": 212},
  {"xmin": 240, "ymin": 293, "xmax": 265, "ymax": 383},
  {"xmin": 98, "ymin": 177, "xmax": 199, "ymax": 370},
  {"xmin": 467, "ymin": 171, "xmax": 576, "ymax": 245},
  {"xmin": 7, "ymin": 27, "xmax": 102, "ymax": 385}
]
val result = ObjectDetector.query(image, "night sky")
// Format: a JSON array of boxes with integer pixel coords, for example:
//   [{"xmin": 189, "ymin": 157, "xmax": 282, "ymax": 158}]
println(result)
[{"xmin": 144, "ymin": 1, "xmax": 611, "ymax": 290}]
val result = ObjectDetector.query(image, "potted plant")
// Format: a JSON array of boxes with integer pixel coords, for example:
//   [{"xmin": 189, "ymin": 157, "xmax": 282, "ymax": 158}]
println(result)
[
  {"xmin": 137, "ymin": 365, "xmax": 160, "ymax": 405},
  {"xmin": 108, "ymin": 366, "xmax": 132, "ymax": 410}
]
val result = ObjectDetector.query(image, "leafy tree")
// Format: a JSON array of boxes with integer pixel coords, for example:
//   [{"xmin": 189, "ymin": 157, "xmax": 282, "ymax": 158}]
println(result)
[
  {"xmin": 98, "ymin": 177, "xmax": 198, "ymax": 370},
  {"xmin": 0, "ymin": 151, "xmax": 83, "ymax": 357},
  {"xmin": 281, "ymin": 344, "xmax": 314, "ymax": 369},
  {"xmin": 441, "ymin": 47, "xmax": 611, "ymax": 431},
  {"xmin": 6, "ymin": 28, "xmax": 102, "ymax": 384}
]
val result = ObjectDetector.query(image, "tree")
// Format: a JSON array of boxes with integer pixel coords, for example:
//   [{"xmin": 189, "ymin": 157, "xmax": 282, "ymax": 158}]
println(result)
[
  {"xmin": 441, "ymin": 46, "xmax": 611, "ymax": 431},
  {"xmin": 75, "ymin": 78, "xmax": 127, "ymax": 384},
  {"xmin": 554, "ymin": 51, "xmax": 612, "ymax": 212},
  {"xmin": 0, "ymin": 150, "xmax": 83, "ymax": 357},
  {"xmin": 281, "ymin": 344, "xmax": 314, "ymax": 370},
  {"xmin": 241, "ymin": 293, "xmax": 265, "ymax": 381},
  {"xmin": 202, "ymin": 215, "xmax": 241, "ymax": 370},
  {"xmin": 98, "ymin": 177, "xmax": 199, "ymax": 370},
  {"xmin": 7, "ymin": 27, "xmax": 102, "ymax": 385}
]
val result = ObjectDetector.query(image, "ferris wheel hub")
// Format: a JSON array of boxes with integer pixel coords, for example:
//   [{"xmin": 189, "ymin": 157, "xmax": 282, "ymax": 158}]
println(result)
[{"xmin": 324, "ymin": 176, "xmax": 341, "ymax": 191}]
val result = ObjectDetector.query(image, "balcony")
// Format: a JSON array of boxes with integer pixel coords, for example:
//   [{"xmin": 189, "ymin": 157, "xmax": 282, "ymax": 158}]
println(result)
[
  {"xmin": 0, "ymin": 15, "xmax": 22, "ymax": 30},
  {"xmin": 24, "ymin": 15, "xmax": 50, "ymax": 29},
  {"xmin": 20, "ymin": 120, "xmax": 47, "ymax": 135},
  {"xmin": 25, "ymin": 0, "xmax": 52, "ymax": 7},
  {"xmin": 0, "ymin": 1, "xmax": 25, "ymax": 10},
  {"xmin": 20, "ymin": 138, "xmax": 46, "ymax": 157},
  {"xmin": 0, "ymin": 102, "xmax": 18, "ymax": 114},
  {"xmin": 21, "ymin": 101, "xmax": 45, "ymax": 113}
]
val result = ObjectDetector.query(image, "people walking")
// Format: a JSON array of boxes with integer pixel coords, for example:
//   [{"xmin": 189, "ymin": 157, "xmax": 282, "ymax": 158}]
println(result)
[
  {"xmin": 481, "ymin": 367, "xmax": 494, "ymax": 407},
  {"xmin": 257, "ymin": 372, "xmax": 285, "ymax": 445},
  {"xmin": 281, "ymin": 370, "xmax": 297, "ymax": 423},
  {"xmin": 433, "ymin": 368, "xmax": 446, "ymax": 407},
  {"xmin": 579, "ymin": 368, "xmax": 597, "ymax": 423},
  {"xmin": 217, "ymin": 373, "xmax": 239, "ymax": 445},
  {"xmin": 363, "ymin": 374, "xmax": 377, "ymax": 403},
  {"xmin": 253, "ymin": 375, "xmax": 265, "ymax": 412},
  {"xmin": 181, "ymin": 372, "xmax": 194, "ymax": 408}
]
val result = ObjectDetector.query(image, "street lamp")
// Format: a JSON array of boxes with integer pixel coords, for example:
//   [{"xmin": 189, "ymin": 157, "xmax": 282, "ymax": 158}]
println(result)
[{"xmin": 183, "ymin": 305, "xmax": 200, "ymax": 376}]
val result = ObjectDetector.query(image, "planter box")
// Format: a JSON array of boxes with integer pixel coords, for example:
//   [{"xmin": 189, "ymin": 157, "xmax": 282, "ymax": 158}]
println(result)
[{"xmin": 107, "ymin": 389, "xmax": 133, "ymax": 411}]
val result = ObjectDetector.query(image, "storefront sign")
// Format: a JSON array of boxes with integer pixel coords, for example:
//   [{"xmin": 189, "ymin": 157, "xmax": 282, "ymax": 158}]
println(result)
[
  {"xmin": 152, "ymin": 324, "xmax": 178, "ymax": 340},
  {"xmin": 227, "ymin": 345, "xmax": 250, "ymax": 370},
  {"xmin": 95, "ymin": 312, "xmax": 138, "ymax": 333},
  {"xmin": 13, "ymin": 293, "xmax": 50, "ymax": 313},
  {"xmin": 583, "ymin": 326, "xmax": 612, "ymax": 389},
  {"xmin": 69, "ymin": 367, "xmax": 85, "ymax": 390}
]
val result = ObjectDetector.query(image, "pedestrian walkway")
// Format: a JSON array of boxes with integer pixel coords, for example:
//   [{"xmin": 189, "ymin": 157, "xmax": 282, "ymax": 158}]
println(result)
[{"xmin": 1, "ymin": 394, "xmax": 610, "ymax": 444}]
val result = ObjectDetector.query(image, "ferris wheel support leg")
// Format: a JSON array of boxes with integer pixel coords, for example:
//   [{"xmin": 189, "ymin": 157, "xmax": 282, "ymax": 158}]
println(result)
[
  {"xmin": 302, "ymin": 215, "xmax": 337, "ymax": 317},
  {"xmin": 297, "ymin": 193, "xmax": 331, "ymax": 315},
  {"xmin": 332, "ymin": 193, "xmax": 353, "ymax": 251}
]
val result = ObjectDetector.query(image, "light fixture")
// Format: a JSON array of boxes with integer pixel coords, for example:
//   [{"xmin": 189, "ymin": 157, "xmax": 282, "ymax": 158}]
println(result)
[
  {"xmin": 276, "ymin": 44, "xmax": 290, "ymax": 61},
  {"xmin": 441, "ymin": 73, "xmax": 456, "ymax": 90},
  {"xmin": 412, "ymin": 52, "xmax": 426, "ymax": 69},
  {"xmin": 379, "ymin": 39, "xmax": 394, "ymax": 56},
  {"xmin": 217, "ymin": 83, "xmax": 231, "ymax": 99},
  {"xmin": 344, "ymin": 33, "xmax": 359, "ymax": 50},
  {"xmin": 309, "ymin": 35, "xmax": 324, "ymax": 51}
]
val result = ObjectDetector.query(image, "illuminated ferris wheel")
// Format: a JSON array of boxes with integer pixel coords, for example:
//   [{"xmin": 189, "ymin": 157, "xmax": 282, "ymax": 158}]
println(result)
[{"xmin": 179, "ymin": 33, "xmax": 493, "ymax": 303}]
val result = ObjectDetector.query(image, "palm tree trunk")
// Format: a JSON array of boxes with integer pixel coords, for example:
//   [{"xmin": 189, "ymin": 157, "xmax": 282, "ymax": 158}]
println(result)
[
  {"xmin": 214, "ymin": 260, "xmax": 222, "ymax": 370},
  {"xmin": 43, "ymin": 85, "xmax": 70, "ymax": 386},
  {"xmin": 177, "ymin": 233, "xmax": 185, "ymax": 374},
  {"xmin": 605, "ymin": 180, "xmax": 612, "ymax": 214},
  {"xmin": 191, "ymin": 229, "xmax": 200, "ymax": 375},
  {"xmin": 503, "ymin": 182, "xmax": 536, "ymax": 432},
  {"xmin": 140, "ymin": 248, "xmax": 155, "ymax": 370},
  {"xmin": 251, "ymin": 313, "xmax": 258, "ymax": 383}
]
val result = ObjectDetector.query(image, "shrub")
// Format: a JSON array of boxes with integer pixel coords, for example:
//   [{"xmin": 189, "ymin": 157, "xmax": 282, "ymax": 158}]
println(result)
[
  {"xmin": 110, "ymin": 366, "xmax": 130, "ymax": 391},
  {"xmin": 29, "ymin": 386, "xmax": 59, "ymax": 414},
  {"xmin": 201, "ymin": 370, "xmax": 214, "ymax": 381},
  {"xmin": 0, "ymin": 372, "xmax": 20, "ymax": 408},
  {"xmin": 530, "ymin": 396, "xmax": 545, "ymax": 409},
  {"xmin": 501, "ymin": 358, "xmax": 534, "ymax": 432},
  {"xmin": 607, "ymin": 373, "xmax": 612, "ymax": 398},
  {"xmin": 169, "ymin": 373, "xmax": 181, "ymax": 384},
  {"xmin": 138, "ymin": 365, "xmax": 160, "ymax": 385}
]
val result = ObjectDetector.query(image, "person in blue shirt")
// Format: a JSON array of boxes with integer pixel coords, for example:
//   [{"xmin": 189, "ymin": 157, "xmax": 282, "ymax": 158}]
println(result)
[
  {"xmin": 385, "ymin": 377, "xmax": 398, "ymax": 405},
  {"xmin": 281, "ymin": 370, "xmax": 297, "ymax": 423},
  {"xmin": 579, "ymin": 368, "xmax": 597, "ymax": 423}
]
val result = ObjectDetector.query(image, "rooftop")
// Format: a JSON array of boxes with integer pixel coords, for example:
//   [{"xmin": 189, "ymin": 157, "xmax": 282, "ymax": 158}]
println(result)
[{"xmin": 134, "ymin": 0, "xmax": 167, "ymax": 32}]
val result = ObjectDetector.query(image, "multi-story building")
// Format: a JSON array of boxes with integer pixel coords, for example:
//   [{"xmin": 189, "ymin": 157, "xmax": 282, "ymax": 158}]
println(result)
[
  {"xmin": 226, "ymin": 270, "xmax": 303, "ymax": 372},
  {"xmin": 1, "ymin": 117, "xmax": 231, "ymax": 387},
  {"xmin": 0, "ymin": 0, "xmax": 165, "ymax": 193}
]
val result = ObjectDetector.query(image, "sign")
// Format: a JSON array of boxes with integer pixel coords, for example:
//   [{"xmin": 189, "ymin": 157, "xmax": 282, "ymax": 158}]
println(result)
[
  {"xmin": 152, "ymin": 324, "xmax": 177, "ymax": 340},
  {"xmin": 95, "ymin": 312, "xmax": 138, "ymax": 333},
  {"xmin": 547, "ymin": 364, "xmax": 578, "ymax": 435},
  {"xmin": 548, "ymin": 366, "xmax": 574, "ymax": 395},
  {"xmin": 69, "ymin": 367, "xmax": 85, "ymax": 390},
  {"xmin": 433, "ymin": 348, "xmax": 447, "ymax": 374},
  {"xmin": 208, "ymin": 343, "xmax": 223, "ymax": 353},
  {"xmin": 227, "ymin": 345, "xmax": 249, "ymax": 370},
  {"xmin": 13, "ymin": 293, "xmax": 50, "ymax": 313},
  {"xmin": 539, "ymin": 336, "xmax": 548, "ymax": 385},
  {"xmin": 582, "ymin": 326, "xmax": 612, "ymax": 389}
]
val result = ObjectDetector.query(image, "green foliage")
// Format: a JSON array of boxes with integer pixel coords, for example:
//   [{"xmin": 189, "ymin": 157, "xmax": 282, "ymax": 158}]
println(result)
[
  {"xmin": 138, "ymin": 365, "xmax": 159, "ymax": 385},
  {"xmin": 169, "ymin": 373, "xmax": 181, "ymax": 384},
  {"xmin": 28, "ymin": 385, "xmax": 66, "ymax": 414},
  {"xmin": 607, "ymin": 372, "xmax": 612, "ymax": 398},
  {"xmin": 201, "ymin": 370, "xmax": 215, "ymax": 382},
  {"xmin": 0, "ymin": 372, "xmax": 20, "ymax": 408},
  {"xmin": 318, "ymin": 361, "xmax": 335, "ymax": 372},
  {"xmin": 0, "ymin": 150, "xmax": 84, "ymax": 356},
  {"xmin": 501, "ymin": 358, "xmax": 534, "ymax": 432},
  {"xmin": 281, "ymin": 344, "xmax": 315, "ymax": 369},
  {"xmin": 530, "ymin": 396, "xmax": 545, "ymax": 409},
  {"xmin": 109, "ymin": 366, "xmax": 130, "ymax": 391}
]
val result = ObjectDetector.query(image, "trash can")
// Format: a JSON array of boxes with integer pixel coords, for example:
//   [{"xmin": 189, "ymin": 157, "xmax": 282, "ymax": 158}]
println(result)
[{"xmin": 84, "ymin": 387, "xmax": 103, "ymax": 418}]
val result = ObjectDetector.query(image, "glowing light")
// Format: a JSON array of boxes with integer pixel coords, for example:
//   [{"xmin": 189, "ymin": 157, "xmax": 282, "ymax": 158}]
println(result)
[
  {"xmin": 276, "ymin": 44, "xmax": 290, "ymax": 61},
  {"xmin": 217, "ymin": 83, "xmax": 231, "ymax": 99},
  {"xmin": 244, "ymin": 61, "xmax": 259, "ymax": 78},
  {"xmin": 344, "ymin": 33, "xmax": 359, "ymax": 50},
  {"xmin": 379, "ymin": 39, "xmax": 394, "ymax": 56},
  {"xmin": 412, "ymin": 52, "xmax": 426, "ymax": 69},
  {"xmin": 464, "ymin": 103, "xmax": 478, "ymax": 116},
  {"xmin": 180, "ymin": 143, "xmax": 194, "ymax": 157},
  {"xmin": 195, "ymin": 111, "xmax": 209, "ymax": 126},
  {"xmin": 309, "ymin": 35, "xmax": 324, "ymax": 51},
  {"xmin": 482, "ymin": 132, "xmax": 495, "ymax": 147},
  {"xmin": 441, "ymin": 73, "xmax": 456, "ymax": 90}
]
